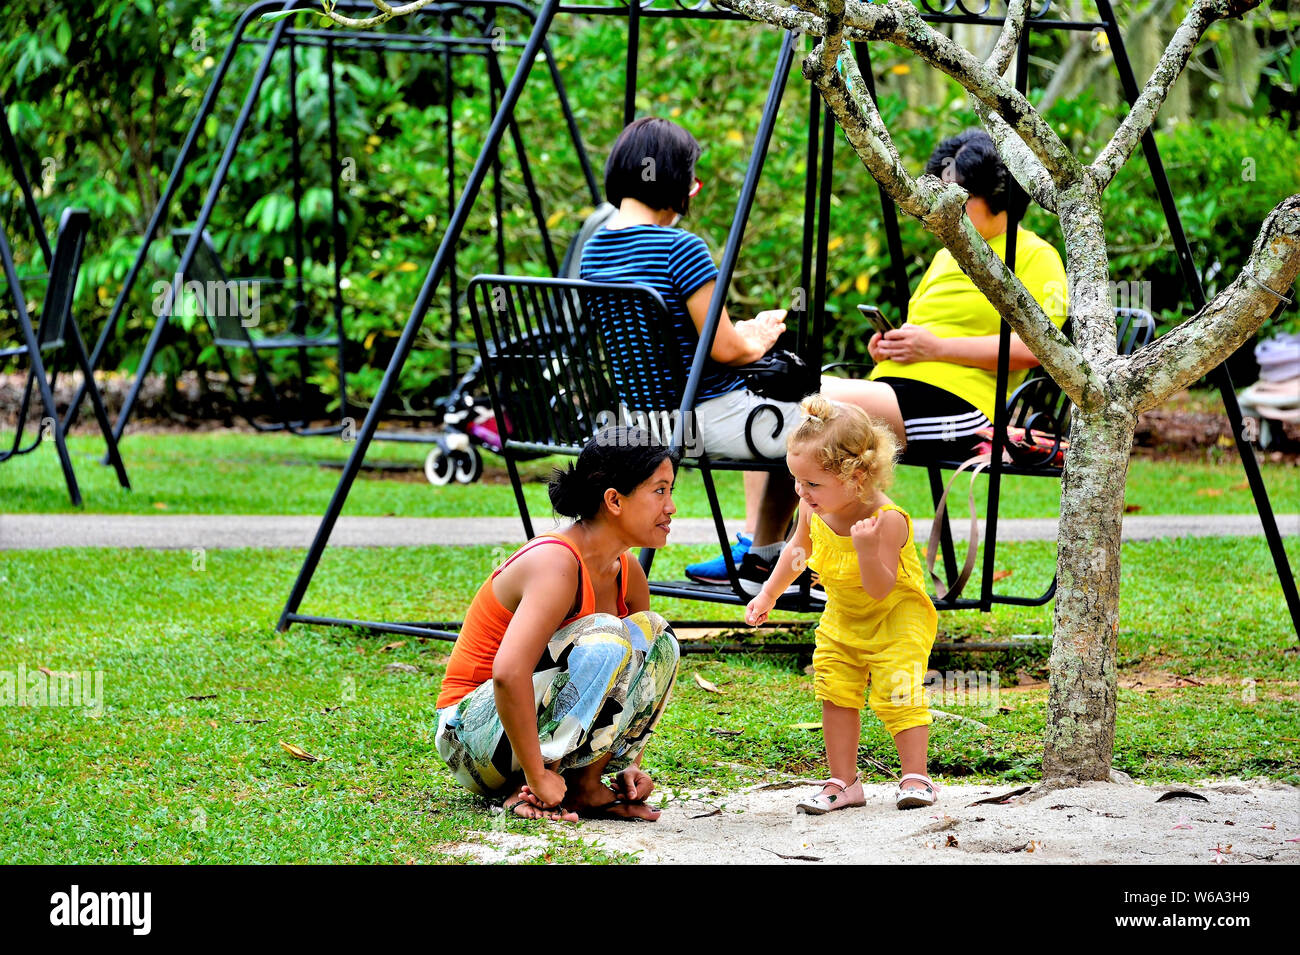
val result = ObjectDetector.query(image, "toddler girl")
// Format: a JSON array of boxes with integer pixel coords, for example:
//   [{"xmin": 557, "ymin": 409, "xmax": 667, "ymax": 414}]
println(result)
[{"xmin": 746, "ymin": 394, "xmax": 940, "ymax": 812}]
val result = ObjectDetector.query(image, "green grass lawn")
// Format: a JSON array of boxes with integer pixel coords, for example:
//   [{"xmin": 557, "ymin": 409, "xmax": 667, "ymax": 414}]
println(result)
[
  {"xmin": 2, "ymin": 534, "xmax": 1296, "ymax": 863},
  {"xmin": 2, "ymin": 429, "xmax": 1296, "ymax": 521}
]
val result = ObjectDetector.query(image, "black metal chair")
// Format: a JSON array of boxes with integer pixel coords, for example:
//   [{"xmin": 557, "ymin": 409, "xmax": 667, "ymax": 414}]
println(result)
[
  {"xmin": 170, "ymin": 228, "xmax": 348, "ymax": 435},
  {"xmin": 0, "ymin": 209, "xmax": 130, "ymax": 504},
  {"xmin": 466, "ymin": 272, "xmax": 823, "ymax": 614}
]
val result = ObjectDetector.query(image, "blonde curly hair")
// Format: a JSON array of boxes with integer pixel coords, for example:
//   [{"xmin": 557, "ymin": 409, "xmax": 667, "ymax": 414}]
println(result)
[{"xmin": 787, "ymin": 393, "xmax": 898, "ymax": 499}]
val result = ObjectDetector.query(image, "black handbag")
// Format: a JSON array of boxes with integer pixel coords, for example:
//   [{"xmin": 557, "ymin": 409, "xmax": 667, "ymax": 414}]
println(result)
[{"xmin": 735, "ymin": 348, "xmax": 819, "ymax": 403}]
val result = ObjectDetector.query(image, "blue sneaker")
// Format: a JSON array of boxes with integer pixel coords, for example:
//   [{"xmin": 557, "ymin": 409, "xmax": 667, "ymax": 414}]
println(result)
[{"xmin": 685, "ymin": 533, "xmax": 753, "ymax": 584}]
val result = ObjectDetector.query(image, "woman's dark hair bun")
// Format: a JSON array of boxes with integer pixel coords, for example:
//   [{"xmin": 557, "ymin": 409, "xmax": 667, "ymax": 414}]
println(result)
[
  {"xmin": 547, "ymin": 427, "xmax": 680, "ymax": 521},
  {"xmin": 924, "ymin": 128, "xmax": 1025, "ymax": 217}
]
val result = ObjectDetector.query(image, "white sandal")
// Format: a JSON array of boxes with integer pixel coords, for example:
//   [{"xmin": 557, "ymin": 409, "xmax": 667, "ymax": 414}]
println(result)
[
  {"xmin": 795, "ymin": 775, "xmax": 865, "ymax": 815},
  {"xmin": 895, "ymin": 773, "xmax": 939, "ymax": 810}
]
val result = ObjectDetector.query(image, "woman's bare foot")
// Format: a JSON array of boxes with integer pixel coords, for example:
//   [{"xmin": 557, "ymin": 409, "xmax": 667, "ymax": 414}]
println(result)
[
  {"xmin": 504, "ymin": 783, "xmax": 579, "ymax": 823},
  {"xmin": 565, "ymin": 777, "xmax": 662, "ymax": 821}
]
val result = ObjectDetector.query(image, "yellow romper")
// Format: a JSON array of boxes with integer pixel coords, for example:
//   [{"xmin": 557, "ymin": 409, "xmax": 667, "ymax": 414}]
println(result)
[{"xmin": 806, "ymin": 503, "xmax": 938, "ymax": 734}]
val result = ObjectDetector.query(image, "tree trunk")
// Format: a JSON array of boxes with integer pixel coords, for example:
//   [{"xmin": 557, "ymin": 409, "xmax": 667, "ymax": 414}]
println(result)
[{"xmin": 1042, "ymin": 405, "xmax": 1135, "ymax": 781}]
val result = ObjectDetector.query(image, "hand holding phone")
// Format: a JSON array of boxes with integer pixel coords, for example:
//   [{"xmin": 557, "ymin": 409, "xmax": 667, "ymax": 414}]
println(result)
[{"xmin": 856, "ymin": 304, "xmax": 896, "ymax": 336}]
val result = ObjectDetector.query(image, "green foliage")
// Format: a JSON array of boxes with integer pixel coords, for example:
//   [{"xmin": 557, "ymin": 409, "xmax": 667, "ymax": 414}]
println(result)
[{"xmin": 1105, "ymin": 117, "xmax": 1300, "ymax": 335}]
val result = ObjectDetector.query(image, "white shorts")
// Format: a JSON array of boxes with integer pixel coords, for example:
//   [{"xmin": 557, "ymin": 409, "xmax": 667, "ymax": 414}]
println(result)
[{"xmin": 693, "ymin": 387, "xmax": 803, "ymax": 460}]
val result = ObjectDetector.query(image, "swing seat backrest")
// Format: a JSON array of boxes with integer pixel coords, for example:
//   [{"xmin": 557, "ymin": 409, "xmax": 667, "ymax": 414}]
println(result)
[
  {"xmin": 171, "ymin": 228, "xmax": 252, "ymax": 344},
  {"xmin": 170, "ymin": 229, "xmax": 317, "ymax": 344},
  {"xmin": 0, "ymin": 208, "xmax": 91, "ymax": 357},
  {"xmin": 466, "ymin": 274, "xmax": 678, "ymax": 455}
]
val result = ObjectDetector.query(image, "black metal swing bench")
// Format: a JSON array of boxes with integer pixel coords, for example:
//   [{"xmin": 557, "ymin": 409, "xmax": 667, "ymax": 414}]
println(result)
[
  {"xmin": 463, "ymin": 274, "xmax": 1157, "ymax": 617},
  {"xmin": 80, "ymin": 0, "xmax": 594, "ymax": 446},
  {"xmin": 276, "ymin": 0, "xmax": 1300, "ymax": 644},
  {"xmin": 0, "ymin": 91, "xmax": 130, "ymax": 505}
]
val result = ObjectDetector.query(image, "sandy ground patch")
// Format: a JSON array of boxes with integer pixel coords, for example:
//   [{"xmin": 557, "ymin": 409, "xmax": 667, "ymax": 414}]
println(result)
[{"xmin": 457, "ymin": 777, "xmax": 1300, "ymax": 865}]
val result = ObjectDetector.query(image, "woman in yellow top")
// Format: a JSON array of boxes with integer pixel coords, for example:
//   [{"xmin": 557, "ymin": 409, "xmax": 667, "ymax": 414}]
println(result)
[
  {"xmin": 823, "ymin": 129, "xmax": 1068, "ymax": 461},
  {"xmin": 746, "ymin": 394, "xmax": 940, "ymax": 813}
]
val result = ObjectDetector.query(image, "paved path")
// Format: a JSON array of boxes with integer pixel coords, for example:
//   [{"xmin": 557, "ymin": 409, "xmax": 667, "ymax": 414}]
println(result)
[{"xmin": 2, "ymin": 512, "xmax": 1295, "ymax": 550}]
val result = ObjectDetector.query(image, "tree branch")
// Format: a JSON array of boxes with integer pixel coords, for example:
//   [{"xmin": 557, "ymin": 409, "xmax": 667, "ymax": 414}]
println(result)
[
  {"xmin": 803, "ymin": 36, "xmax": 935, "ymax": 220},
  {"xmin": 801, "ymin": 21, "xmax": 1103, "ymax": 411},
  {"xmin": 1119, "ymin": 194, "xmax": 1300, "ymax": 414},
  {"xmin": 974, "ymin": 102, "xmax": 1058, "ymax": 213},
  {"xmin": 1089, "ymin": 0, "xmax": 1264, "ymax": 191},
  {"xmin": 316, "ymin": 0, "xmax": 428, "ymax": 28},
  {"xmin": 984, "ymin": 0, "xmax": 1031, "ymax": 77},
  {"xmin": 721, "ymin": 0, "xmax": 1085, "ymax": 190}
]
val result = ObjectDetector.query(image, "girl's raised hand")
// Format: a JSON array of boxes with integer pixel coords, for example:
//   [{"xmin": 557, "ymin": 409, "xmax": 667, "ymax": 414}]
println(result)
[{"xmin": 850, "ymin": 515, "xmax": 882, "ymax": 551}]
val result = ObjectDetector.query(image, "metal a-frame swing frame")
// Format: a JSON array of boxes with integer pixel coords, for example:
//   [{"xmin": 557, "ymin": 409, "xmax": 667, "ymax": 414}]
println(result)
[
  {"xmin": 276, "ymin": 0, "xmax": 1299, "ymax": 645},
  {"xmin": 0, "ymin": 93, "xmax": 131, "ymax": 506},
  {"xmin": 69, "ymin": 0, "xmax": 594, "ymax": 444}
]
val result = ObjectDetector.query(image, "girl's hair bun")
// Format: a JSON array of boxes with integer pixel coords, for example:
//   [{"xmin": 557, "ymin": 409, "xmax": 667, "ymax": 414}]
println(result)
[{"xmin": 799, "ymin": 393, "xmax": 835, "ymax": 425}]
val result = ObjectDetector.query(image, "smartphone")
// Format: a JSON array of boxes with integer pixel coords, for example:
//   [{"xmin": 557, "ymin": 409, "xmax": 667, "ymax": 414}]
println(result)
[{"xmin": 856, "ymin": 304, "xmax": 896, "ymax": 336}]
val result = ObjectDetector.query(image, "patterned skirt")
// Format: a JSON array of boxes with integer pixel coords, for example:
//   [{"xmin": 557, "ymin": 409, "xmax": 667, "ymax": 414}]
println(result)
[{"xmin": 435, "ymin": 611, "xmax": 679, "ymax": 796}]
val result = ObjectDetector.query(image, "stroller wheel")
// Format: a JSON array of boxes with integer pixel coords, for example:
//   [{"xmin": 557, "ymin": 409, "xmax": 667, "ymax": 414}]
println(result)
[
  {"xmin": 424, "ymin": 447, "xmax": 454, "ymax": 486},
  {"xmin": 452, "ymin": 447, "xmax": 483, "ymax": 484}
]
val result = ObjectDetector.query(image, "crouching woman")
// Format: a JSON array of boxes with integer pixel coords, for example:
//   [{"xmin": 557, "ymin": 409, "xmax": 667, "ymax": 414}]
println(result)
[{"xmin": 435, "ymin": 428, "xmax": 681, "ymax": 821}]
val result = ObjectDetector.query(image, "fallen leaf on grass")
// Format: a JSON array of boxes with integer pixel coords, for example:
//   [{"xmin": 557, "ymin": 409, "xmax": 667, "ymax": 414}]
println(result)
[
  {"xmin": 207, "ymin": 720, "xmax": 218, "ymax": 729},
  {"xmin": 383, "ymin": 662, "xmax": 420, "ymax": 674},
  {"xmin": 1196, "ymin": 488, "xmax": 1224, "ymax": 497},
  {"xmin": 706, "ymin": 727, "xmax": 743, "ymax": 737},
  {"xmin": 153, "ymin": 501, "xmax": 168, "ymax": 509},
  {"xmin": 761, "ymin": 847, "xmax": 822, "ymax": 861},
  {"xmin": 788, "ymin": 722, "xmax": 823, "ymax": 730},
  {"xmin": 693, "ymin": 673, "xmax": 721, "ymax": 693},
  {"xmin": 235, "ymin": 718, "xmax": 268, "ymax": 724},
  {"xmin": 967, "ymin": 786, "xmax": 1031, "ymax": 806},
  {"xmin": 187, "ymin": 693, "xmax": 217, "ymax": 701},
  {"xmin": 991, "ymin": 570, "xmax": 1012, "ymax": 582},
  {"xmin": 1124, "ymin": 504, "xmax": 1142, "ymax": 513},
  {"xmin": 280, "ymin": 740, "xmax": 327, "ymax": 763},
  {"xmin": 380, "ymin": 641, "xmax": 406, "ymax": 652},
  {"xmin": 1156, "ymin": 790, "xmax": 1209, "ymax": 803}
]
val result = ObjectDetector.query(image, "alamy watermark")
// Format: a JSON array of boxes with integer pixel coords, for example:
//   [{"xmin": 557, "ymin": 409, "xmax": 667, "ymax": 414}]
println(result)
[
  {"xmin": 1045, "ymin": 276, "xmax": 1153, "ymax": 316},
  {"xmin": 1, "ymin": 664, "xmax": 104, "ymax": 717},
  {"xmin": 151, "ymin": 274, "xmax": 261, "ymax": 328},
  {"xmin": 890, "ymin": 662, "xmax": 1001, "ymax": 716},
  {"xmin": 49, "ymin": 885, "xmax": 150, "ymax": 935},
  {"xmin": 593, "ymin": 407, "xmax": 703, "ymax": 456}
]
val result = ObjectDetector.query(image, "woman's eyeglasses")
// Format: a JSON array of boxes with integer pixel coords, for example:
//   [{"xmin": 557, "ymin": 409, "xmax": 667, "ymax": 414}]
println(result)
[{"xmin": 687, "ymin": 177, "xmax": 703, "ymax": 198}]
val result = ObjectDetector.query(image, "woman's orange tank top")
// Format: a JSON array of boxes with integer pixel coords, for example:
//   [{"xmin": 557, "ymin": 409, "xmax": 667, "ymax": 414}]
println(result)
[{"xmin": 435, "ymin": 536, "xmax": 630, "ymax": 709}]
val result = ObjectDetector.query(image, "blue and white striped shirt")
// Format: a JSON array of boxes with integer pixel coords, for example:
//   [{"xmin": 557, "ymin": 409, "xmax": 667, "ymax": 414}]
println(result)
[{"xmin": 580, "ymin": 224, "xmax": 745, "ymax": 409}]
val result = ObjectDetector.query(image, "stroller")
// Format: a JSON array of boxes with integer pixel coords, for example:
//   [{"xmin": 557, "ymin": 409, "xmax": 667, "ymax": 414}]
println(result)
[{"xmin": 423, "ymin": 204, "xmax": 617, "ymax": 485}]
